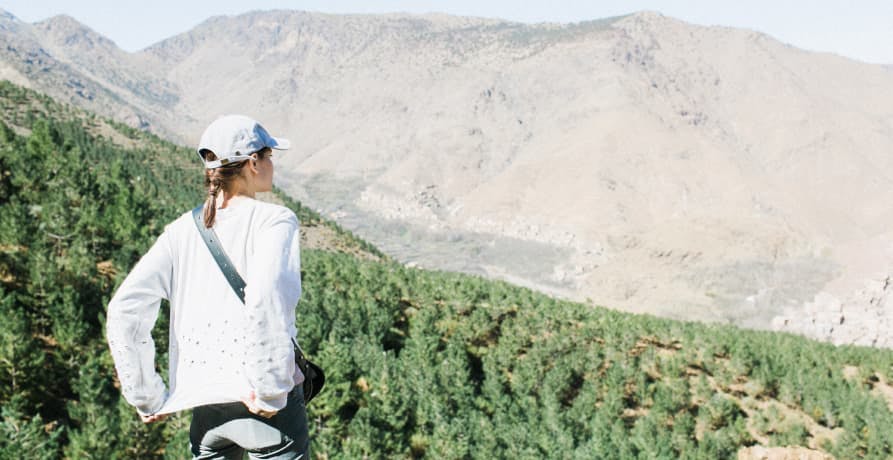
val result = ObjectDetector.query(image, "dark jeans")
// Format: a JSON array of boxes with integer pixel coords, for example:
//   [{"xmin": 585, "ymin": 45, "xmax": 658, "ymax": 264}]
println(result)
[{"xmin": 190, "ymin": 386, "xmax": 309, "ymax": 460}]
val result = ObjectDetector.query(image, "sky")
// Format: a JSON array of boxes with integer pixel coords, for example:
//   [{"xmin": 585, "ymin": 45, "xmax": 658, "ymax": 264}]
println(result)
[{"xmin": 3, "ymin": 1, "xmax": 892, "ymax": 65}]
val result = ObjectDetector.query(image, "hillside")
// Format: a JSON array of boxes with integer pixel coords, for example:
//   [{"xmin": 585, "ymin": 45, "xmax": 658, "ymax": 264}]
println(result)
[
  {"xmin": 3, "ymin": 82, "xmax": 893, "ymax": 459},
  {"xmin": 1, "ymin": 9, "xmax": 892, "ymax": 342}
]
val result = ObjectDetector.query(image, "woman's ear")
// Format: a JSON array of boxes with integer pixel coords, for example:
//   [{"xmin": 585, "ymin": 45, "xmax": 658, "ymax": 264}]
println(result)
[{"xmin": 247, "ymin": 158, "xmax": 259, "ymax": 175}]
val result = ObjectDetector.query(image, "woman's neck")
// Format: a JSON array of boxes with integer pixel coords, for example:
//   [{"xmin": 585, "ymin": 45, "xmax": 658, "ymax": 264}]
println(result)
[{"xmin": 216, "ymin": 187, "xmax": 255, "ymax": 209}]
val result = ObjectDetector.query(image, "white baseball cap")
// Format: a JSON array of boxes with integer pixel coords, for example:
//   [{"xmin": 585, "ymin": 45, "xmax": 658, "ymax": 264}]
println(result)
[{"xmin": 196, "ymin": 115, "xmax": 290, "ymax": 169}]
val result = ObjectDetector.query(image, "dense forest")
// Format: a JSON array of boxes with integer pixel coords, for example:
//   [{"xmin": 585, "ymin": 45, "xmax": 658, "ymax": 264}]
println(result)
[{"xmin": 3, "ymin": 80, "xmax": 893, "ymax": 459}]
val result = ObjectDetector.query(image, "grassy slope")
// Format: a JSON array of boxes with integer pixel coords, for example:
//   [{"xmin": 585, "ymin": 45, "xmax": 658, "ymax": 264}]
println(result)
[{"xmin": 2, "ymin": 80, "xmax": 893, "ymax": 459}]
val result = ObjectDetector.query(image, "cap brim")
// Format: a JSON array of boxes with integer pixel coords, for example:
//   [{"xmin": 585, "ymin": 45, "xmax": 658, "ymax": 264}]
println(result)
[{"xmin": 269, "ymin": 137, "xmax": 290, "ymax": 150}]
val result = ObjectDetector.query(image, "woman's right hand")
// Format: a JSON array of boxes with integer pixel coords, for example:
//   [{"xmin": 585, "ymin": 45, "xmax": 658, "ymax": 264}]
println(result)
[{"xmin": 241, "ymin": 390, "xmax": 279, "ymax": 418}]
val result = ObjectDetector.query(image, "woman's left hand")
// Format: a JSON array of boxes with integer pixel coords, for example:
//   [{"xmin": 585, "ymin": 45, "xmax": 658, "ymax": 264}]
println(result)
[{"xmin": 139, "ymin": 412, "xmax": 168, "ymax": 424}]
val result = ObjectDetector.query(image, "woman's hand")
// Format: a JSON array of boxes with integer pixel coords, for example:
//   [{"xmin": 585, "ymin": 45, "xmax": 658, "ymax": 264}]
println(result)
[
  {"xmin": 241, "ymin": 390, "xmax": 278, "ymax": 418},
  {"xmin": 139, "ymin": 412, "xmax": 168, "ymax": 424}
]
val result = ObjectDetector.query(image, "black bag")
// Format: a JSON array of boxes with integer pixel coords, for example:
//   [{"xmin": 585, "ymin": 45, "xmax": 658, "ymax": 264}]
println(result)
[
  {"xmin": 293, "ymin": 340, "xmax": 325, "ymax": 403},
  {"xmin": 192, "ymin": 205, "xmax": 325, "ymax": 404}
]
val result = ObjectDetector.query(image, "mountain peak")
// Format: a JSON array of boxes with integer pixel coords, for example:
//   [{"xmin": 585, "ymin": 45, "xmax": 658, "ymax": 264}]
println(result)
[
  {"xmin": 616, "ymin": 9, "xmax": 686, "ymax": 29},
  {"xmin": 34, "ymin": 14, "xmax": 120, "ymax": 52},
  {"xmin": 630, "ymin": 10, "xmax": 667, "ymax": 19},
  {"xmin": 0, "ymin": 8, "xmax": 22, "ymax": 29},
  {"xmin": 0, "ymin": 8, "xmax": 18, "ymax": 22},
  {"xmin": 38, "ymin": 13, "xmax": 100, "ymax": 34}
]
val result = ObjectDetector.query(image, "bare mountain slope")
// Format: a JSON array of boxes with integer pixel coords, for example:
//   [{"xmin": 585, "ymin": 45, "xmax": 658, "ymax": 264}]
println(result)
[
  {"xmin": 32, "ymin": 15, "xmax": 179, "ymax": 116},
  {"xmin": 2, "ymin": 9, "xmax": 892, "ymax": 334},
  {"xmin": 0, "ymin": 10, "xmax": 178, "ymax": 137}
]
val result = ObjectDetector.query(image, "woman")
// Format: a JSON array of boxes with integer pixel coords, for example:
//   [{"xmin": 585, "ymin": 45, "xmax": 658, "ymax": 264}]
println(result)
[{"xmin": 106, "ymin": 114, "xmax": 309, "ymax": 458}]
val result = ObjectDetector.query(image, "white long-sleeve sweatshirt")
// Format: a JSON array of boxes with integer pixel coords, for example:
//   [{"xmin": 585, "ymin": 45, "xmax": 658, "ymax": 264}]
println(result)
[{"xmin": 106, "ymin": 198, "xmax": 303, "ymax": 415}]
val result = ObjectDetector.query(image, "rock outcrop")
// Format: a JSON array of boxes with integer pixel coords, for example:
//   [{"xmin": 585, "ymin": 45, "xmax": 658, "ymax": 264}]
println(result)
[{"xmin": 774, "ymin": 276, "xmax": 893, "ymax": 347}]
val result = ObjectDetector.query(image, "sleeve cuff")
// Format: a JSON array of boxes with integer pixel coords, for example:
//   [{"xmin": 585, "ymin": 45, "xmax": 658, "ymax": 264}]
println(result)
[
  {"xmin": 135, "ymin": 390, "xmax": 168, "ymax": 416},
  {"xmin": 253, "ymin": 392, "xmax": 289, "ymax": 412}
]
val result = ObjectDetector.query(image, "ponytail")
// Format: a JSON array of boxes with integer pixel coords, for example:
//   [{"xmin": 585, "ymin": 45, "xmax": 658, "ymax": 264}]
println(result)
[
  {"xmin": 203, "ymin": 168, "xmax": 223, "ymax": 228},
  {"xmin": 201, "ymin": 151, "xmax": 256, "ymax": 228}
]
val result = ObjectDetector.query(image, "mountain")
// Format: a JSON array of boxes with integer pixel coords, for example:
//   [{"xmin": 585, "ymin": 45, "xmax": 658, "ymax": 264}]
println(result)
[
  {"xmin": 2, "ymin": 9, "xmax": 892, "ymax": 340},
  {"xmin": 0, "ymin": 9, "xmax": 181, "ymax": 137}
]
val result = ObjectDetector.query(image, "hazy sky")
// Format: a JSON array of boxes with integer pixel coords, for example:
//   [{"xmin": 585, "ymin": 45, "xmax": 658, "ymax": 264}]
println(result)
[{"xmin": 3, "ymin": 1, "xmax": 892, "ymax": 64}]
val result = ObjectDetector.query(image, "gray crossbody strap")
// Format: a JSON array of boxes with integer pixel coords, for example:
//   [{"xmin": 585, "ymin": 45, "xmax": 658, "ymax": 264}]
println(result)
[
  {"xmin": 191, "ymin": 204, "xmax": 307, "ymax": 356},
  {"xmin": 191, "ymin": 205, "xmax": 247, "ymax": 303}
]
